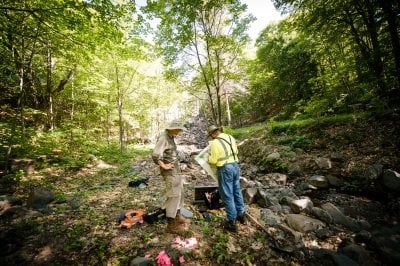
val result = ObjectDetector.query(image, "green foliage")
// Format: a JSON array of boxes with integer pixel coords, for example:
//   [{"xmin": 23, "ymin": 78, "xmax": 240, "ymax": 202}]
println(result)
[
  {"xmin": 260, "ymin": 158, "xmax": 288, "ymax": 173},
  {"xmin": 0, "ymin": 170, "xmax": 23, "ymax": 188},
  {"xmin": 223, "ymin": 123, "xmax": 266, "ymax": 139},
  {"xmin": 269, "ymin": 118, "xmax": 315, "ymax": 134},
  {"xmin": 244, "ymin": 20, "xmax": 319, "ymax": 121},
  {"xmin": 87, "ymin": 237, "xmax": 110, "ymax": 264},
  {"xmin": 208, "ymin": 232, "xmax": 232, "ymax": 264},
  {"xmin": 64, "ymin": 241, "xmax": 85, "ymax": 252},
  {"xmin": 64, "ymin": 223, "xmax": 88, "ymax": 251},
  {"xmin": 93, "ymin": 142, "xmax": 151, "ymax": 165},
  {"xmin": 144, "ymin": 0, "xmax": 254, "ymax": 125},
  {"xmin": 54, "ymin": 192, "xmax": 67, "ymax": 202},
  {"xmin": 236, "ymin": 0, "xmax": 400, "ymax": 125},
  {"xmin": 268, "ymin": 113, "xmax": 367, "ymax": 134},
  {"xmin": 278, "ymin": 135, "xmax": 312, "ymax": 149}
]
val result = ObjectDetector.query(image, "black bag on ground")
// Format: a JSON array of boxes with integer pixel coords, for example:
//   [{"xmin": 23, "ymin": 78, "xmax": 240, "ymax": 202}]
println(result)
[
  {"xmin": 128, "ymin": 177, "xmax": 149, "ymax": 187},
  {"xmin": 205, "ymin": 189, "xmax": 223, "ymax": 209},
  {"xmin": 143, "ymin": 208, "xmax": 166, "ymax": 224}
]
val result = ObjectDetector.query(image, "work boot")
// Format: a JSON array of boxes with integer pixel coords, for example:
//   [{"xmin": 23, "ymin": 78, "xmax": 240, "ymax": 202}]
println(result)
[
  {"xmin": 223, "ymin": 220, "xmax": 238, "ymax": 233},
  {"xmin": 166, "ymin": 218, "xmax": 185, "ymax": 234},
  {"xmin": 176, "ymin": 211, "xmax": 190, "ymax": 224},
  {"xmin": 237, "ymin": 213, "xmax": 247, "ymax": 224}
]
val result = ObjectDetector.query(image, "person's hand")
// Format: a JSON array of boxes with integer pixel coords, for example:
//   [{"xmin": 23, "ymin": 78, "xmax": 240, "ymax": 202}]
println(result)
[
  {"xmin": 163, "ymin": 163, "xmax": 174, "ymax": 170},
  {"xmin": 159, "ymin": 161, "xmax": 174, "ymax": 170}
]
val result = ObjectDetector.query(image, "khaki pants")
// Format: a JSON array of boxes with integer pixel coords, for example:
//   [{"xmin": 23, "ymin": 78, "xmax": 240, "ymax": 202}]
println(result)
[{"xmin": 162, "ymin": 173, "xmax": 184, "ymax": 218}]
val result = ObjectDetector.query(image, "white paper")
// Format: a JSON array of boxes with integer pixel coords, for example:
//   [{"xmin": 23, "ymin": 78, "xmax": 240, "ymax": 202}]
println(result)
[{"xmin": 194, "ymin": 145, "xmax": 218, "ymax": 181}]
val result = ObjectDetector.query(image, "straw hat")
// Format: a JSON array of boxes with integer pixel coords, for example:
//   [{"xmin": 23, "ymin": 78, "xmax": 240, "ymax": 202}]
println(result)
[
  {"xmin": 207, "ymin": 125, "xmax": 221, "ymax": 136},
  {"xmin": 166, "ymin": 120, "xmax": 185, "ymax": 131}
]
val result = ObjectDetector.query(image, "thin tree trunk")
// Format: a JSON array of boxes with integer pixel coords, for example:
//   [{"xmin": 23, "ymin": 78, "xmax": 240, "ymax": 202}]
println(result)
[
  {"xmin": 18, "ymin": 64, "xmax": 25, "ymax": 137},
  {"xmin": 225, "ymin": 92, "xmax": 231, "ymax": 126},
  {"xmin": 215, "ymin": 51, "xmax": 222, "ymax": 126},
  {"xmin": 46, "ymin": 46, "xmax": 54, "ymax": 132},
  {"xmin": 17, "ymin": 15, "xmax": 26, "ymax": 138},
  {"xmin": 107, "ymin": 93, "xmax": 111, "ymax": 145},
  {"xmin": 69, "ymin": 80, "xmax": 75, "ymax": 142},
  {"xmin": 116, "ymin": 65, "xmax": 124, "ymax": 152},
  {"xmin": 70, "ymin": 80, "xmax": 75, "ymax": 121},
  {"xmin": 192, "ymin": 22, "xmax": 218, "ymax": 124}
]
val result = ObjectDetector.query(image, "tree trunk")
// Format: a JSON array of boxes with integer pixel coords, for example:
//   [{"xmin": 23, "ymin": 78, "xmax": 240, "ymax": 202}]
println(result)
[
  {"xmin": 215, "ymin": 52, "xmax": 222, "ymax": 126},
  {"xmin": 17, "ymin": 18, "xmax": 26, "ymax": 138},
  {"xmin": 193, "ymin": 24, "xmax": 218, "ymax": 125},
  {"xmin": 225, "ymin": 92, "xmax": 231, "ymax": 127},
  {"xmin": 70, "ymin": 80, "xmax": 75, "ymax": 122},
  {"xmin": 364, "ymin": 0, "xmax": 386, "ymax": 97},
  {"xmin": 116, "ymin": 65, "xmax": 124, "ymax": 152},
  {"xmin": 69, "ymin": 80, "xmax": 75, "ymax": 142},
  {"xmin": 18, "ymin": 64, "xmax": 25, "ymax": 137},
  {"xmin": 46, "ymin": 46, "xmax": 54, "ymax": 131},
  {"xmin": 380, "ymin": 0, "xmax": 400, "ymax": 91},
  {"xmin": 344, "ymin": 8, "xmax": 385, "ymax": 96},
  {"xmin": 107, "ymin": 93, "xmax": 111, "ymax": 145}
]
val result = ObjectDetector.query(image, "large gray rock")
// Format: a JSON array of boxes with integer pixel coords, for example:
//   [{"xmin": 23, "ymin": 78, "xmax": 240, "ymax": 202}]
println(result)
[
  {"xmin": 381, "ymin": 169, "xmax": 400, "ymax": 192},
  {"xmin": 256, "ymin": 189, "xmax": 279, "ymax": 207},
  {"xmin": 27, "ymin": 187, "xmax": 55, "ymax": 209},
  {"xmin": 307, "ymin": 175, "xmax": 330, "ymax": 189},
  {"xmin": 320, "ymin": 202, "xmax": 359, "ymax": 231},
  {"xmin": 285, "ymin": 214, "xmax": 325, "ymax": 233},
  {"xmin": 287, "ymin": 162, "xmax": 303, "ymax": 176},
  {"xmin": 315, "ymin": 157, "xmax": 332, "ymax": 169},
  {"xmin": 260, "ymin": 208, "xmax": 282, "ymax": 226},
  {"xmin": 268, "ymin": 173, "xmax": 287, "ymax": 186},
  {"xmin": 327, "ymin": 175, "xmax": 343, "ymax": 187},
  {"xmin": 259, "ymin": 173, "xmax": 288, "ymax": 186},
  {"xmin": 243, "ymin": 187, "xmax": 258, "ymax": 204},
  {"xmin": 366, "ymin": 164, "xmax": 383, "ymax": 180},
  {"xmin": 289, "ymin": 197, "xmax": 313, "ymax": 214},
  {"xmin": 266, "ymin": 152, "xmax": 281, "ymax": 161},
  {"xmin": 312, "ymin": 207, "xmax": 333, "ymax": 224}
]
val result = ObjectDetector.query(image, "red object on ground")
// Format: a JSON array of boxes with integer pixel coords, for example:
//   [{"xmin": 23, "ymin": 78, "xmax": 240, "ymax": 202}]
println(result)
[{"xmin": 118, "ymin": 209, "xmax": 144, "ymax": 229}]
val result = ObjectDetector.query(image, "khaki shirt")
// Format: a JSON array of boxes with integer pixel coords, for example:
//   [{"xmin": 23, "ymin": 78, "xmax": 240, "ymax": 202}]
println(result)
[{"xmin": 152, "ymin": 132, "xmax": 180, "ymax": 175}]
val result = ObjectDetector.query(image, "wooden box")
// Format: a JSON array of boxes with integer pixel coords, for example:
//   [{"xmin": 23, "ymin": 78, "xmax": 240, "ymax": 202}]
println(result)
[{"xmin": 193, "ymin": 185, "xmax": 218, "ymax": 204}]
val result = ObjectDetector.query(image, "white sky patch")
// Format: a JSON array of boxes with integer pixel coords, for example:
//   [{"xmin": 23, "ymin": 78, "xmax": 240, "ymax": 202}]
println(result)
[{"xmin": 241, "ymin": 0, "xmax": 283, "ymax": 41}]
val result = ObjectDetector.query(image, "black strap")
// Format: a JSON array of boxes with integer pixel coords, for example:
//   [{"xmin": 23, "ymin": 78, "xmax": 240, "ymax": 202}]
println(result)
[{"xmin": 217, "ymin": 136, "xmax": 237, "ymax": 161}]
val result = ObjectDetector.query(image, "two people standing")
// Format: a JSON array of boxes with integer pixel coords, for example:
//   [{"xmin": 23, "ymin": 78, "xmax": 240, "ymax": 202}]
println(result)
[{"xmin": 152, "ymin": 121, "xmax": 245, "ymax": 234}]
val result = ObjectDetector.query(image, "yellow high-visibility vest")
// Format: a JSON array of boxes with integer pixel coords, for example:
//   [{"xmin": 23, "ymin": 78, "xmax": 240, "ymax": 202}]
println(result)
[{"xmin": 208, "ymin": 133, "xmax": 239, "ymax": 167}]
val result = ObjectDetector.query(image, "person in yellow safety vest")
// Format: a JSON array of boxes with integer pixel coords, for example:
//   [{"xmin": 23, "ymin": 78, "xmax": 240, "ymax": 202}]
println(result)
[
  {"xmin": 208, "ymin": 125, "xmax": 246, "ymax": 232},
  {"xmin": 152, "ymin": 120, "xmax": 190, "ymax": 234}
]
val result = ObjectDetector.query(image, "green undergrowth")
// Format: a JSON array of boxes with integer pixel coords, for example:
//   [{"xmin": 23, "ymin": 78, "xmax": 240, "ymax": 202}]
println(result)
[
  {"xmin": 224, "ymin": 123, "xmax": 266, "ymax": 139},
  {"xmin": 268, "ymin": 112, "xmax": 369, "ymax": 135},
  {"xmin": 1, "ymin": 126, "xmax": 152, "ymax": 190},
  {"xmin": 227, "ymin": 112, "xmax": 371, "ymax": 142}
]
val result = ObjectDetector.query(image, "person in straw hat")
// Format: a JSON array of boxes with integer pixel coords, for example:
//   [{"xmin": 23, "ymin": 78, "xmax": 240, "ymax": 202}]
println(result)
[
  {"xmin": 207, "ymin": 125, "xmax": 246, "ymax": 232},
  {"xmin": 152, "ymin": 120, "xmax": 189, "ymax": 234}
]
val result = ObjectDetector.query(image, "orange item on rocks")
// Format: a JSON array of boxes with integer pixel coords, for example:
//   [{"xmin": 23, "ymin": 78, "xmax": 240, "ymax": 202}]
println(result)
[{"xmin": 118, "ymin": 209, "xmax": 144, "ymax": 229}]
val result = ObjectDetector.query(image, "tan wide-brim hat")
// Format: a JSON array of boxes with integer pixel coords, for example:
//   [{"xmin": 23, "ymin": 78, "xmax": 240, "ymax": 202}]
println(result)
[
  {"xmin": 207, "ymin": 125, "xmax": 221, "ymax": 136},
  {"xmin": 166, "ymin": 120, "xmax": 185, "ymax": 131}
]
